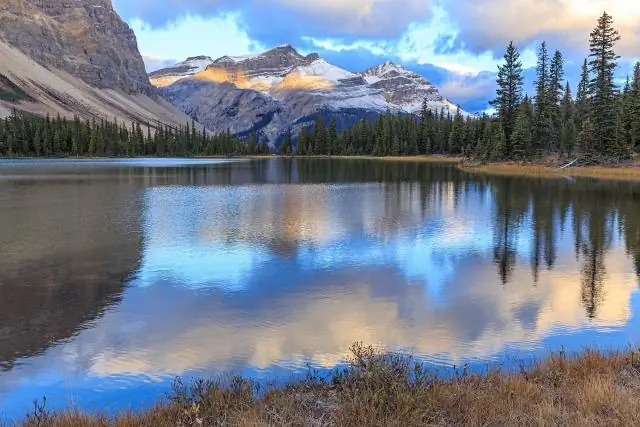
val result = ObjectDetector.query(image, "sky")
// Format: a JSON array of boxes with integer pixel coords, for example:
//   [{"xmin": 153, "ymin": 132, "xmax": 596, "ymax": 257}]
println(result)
[{"xmin": 112, "ymin": 0, "xmax": 640, "ymax": 113}]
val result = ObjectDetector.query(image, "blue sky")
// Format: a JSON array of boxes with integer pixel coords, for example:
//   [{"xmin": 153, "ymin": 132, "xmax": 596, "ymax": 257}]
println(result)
[{"xmin": 113, "ymin": 0, "xmax": 640, "ymax": 113}]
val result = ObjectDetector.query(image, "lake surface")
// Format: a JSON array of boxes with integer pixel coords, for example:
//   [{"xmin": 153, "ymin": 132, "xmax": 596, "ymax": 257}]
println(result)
[{"xmin": 1, "ymin": 158, "xmax": 639, "ymax": 419}]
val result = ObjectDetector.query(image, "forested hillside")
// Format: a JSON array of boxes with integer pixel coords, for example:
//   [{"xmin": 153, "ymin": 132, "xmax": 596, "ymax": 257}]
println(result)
[{"xmin": 1, "ymin": 12, "xmax": 637, "ymax": 164}]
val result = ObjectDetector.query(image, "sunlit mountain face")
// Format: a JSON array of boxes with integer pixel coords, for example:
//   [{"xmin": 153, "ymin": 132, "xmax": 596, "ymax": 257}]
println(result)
[
  {"xmin": 151, "ymin": 45, "xmax": 467, "ymax": 146},
  {"xmin": 0, "ymin": 158, "xmax": 639, "ymax": 419}
]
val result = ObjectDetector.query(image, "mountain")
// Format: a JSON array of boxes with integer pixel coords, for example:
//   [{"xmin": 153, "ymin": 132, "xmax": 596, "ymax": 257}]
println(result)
[
  {"xmin": 152, "ymin": 45, "xmax": 466, "ymax": 146},
  {"xmin": 0, "ymin": 0, "xmax": 193, "ymax": 128},
  {"xmin": 149, "ymin": 56, "xmax": 215, "ymax": 87},
  {"xmin": 362, "ymin": 61, "xmax": 460, "ymax": 113}
]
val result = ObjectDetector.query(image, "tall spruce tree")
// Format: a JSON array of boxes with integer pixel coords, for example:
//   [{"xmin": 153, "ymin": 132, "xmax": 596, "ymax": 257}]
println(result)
[
  {"xmin": 534, "ymin": 41, "xmax": 550, "ymax": 154},
  {"xmin": 547, "ymin": 50, "xmax": 565, "ymax": 151},
  {"xmin": 511, "ymin": 97, "xmax": 533, "ymax": 160},
  {"xmin": 561, "ymin": 82, "xmax": 577, "ymax": 155},
  {"xmin": 630, "ymin": 62, "xmax": 640, "ymax": 150},
  {"xmin": 490, "ymin": 41, "xmax": 524, "ymax": 159},
  {"xmin": 577, "ymin": 118, "xmax": 598, "ymax": 163},
  {"xmin": 588, "ymin": 11, "xmax": 621, "ymax": 159},
  {"xmin": 575, "ymin": 58, "xmax": 590, "ymax": 128}
]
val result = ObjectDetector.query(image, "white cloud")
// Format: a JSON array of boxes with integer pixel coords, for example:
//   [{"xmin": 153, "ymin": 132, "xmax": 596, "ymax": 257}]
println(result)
[
  {"xmin": 396, "ymin": 6, "xmax": 540, "ymax": 75},
  {"xmin": 271, "ymin": 0, "xmax": 431, "ymax": 37},
  {"xmin": 444, "ymin": 0, "xmax": 640, "ymax": 59},
  {"xmin": 300, "ymin": 37, "xmax": 391, "ymax": 57},
  {"xmin": 142, "ymin": 55, "xmax": 178, "ymax": 73},
  {"xmin": 129, "ymin": 13, "xmax": 264, "ymax": 62}
]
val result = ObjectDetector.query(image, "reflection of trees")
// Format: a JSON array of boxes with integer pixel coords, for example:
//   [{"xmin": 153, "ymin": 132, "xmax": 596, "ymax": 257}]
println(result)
[
  {"xmin": 482, "ymin": 172, "xmax": 640, "ymax": 319},
  {"xmin": 617, "ymin": 190, "xmax": 640, "ymax": 281},
  {"xmin": 491, "ymin": 179, "xmax": 528, "ymax": 285},
  {"xmin": 575, "ymin": 200, "xmax": 612, "ymax": 320}
]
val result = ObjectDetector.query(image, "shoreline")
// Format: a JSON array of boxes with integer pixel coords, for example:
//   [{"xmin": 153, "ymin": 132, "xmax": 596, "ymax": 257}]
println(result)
[
  {"xmin": 3, "ymin": 155, "xmax": 640, "ymax": 181},
  {"xmin": 15, "ymin": 346, "xmax": 640, "ymax": 426},
  {"xmin": 459, "ymin": 160, "xmax": 640, "ymax": 181}
]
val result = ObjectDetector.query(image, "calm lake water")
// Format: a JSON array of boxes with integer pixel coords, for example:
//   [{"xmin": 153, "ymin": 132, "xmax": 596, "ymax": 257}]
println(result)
[{"xmin": 1, "ymin": 158, "xmax": 639, "ymax": 419}]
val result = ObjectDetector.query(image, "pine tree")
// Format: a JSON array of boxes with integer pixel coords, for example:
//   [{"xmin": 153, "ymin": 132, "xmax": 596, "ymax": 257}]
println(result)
[
  {"xmin": 327, "ymin": 118, "xmax": 338, "ymax": 155},
  {"xmin": 490, "ymin": 41, "xmax": 524, "ymax": 159},
  {"xmin": 547, "ymin": 50, "xmax": 564, "ymax": 152},
  {"xmin": 244, "ymin": 131, "xmax": 254, "ymax": 155},
  {"xmin": 588, "ymin": 11, "xmax": 621, "ymax": 159},
  {"xmin": 613, "ymin": 111, "xmax": 632, "ymax": 160},
  {"xmin": 278, "ymin": 128, "xmax": 293, "ymax": 155},
  {"xmin": 490, "ymin": 123, "xmax": 507, "ymax": 160},
  {"xmin": 577, "ymin": 118, "xmax": 599, "ymax": 163},
  {"xmin": 314, "ymin": 116, "xmax": 326, "ymax": 155},
  {"xmin": 448, "ymin": 107, "xmax": 465, "ymax": 154},
  {"xmin": 511, "ymin": 99, "xmax": 533, "ymax": 160},
  {"xmin": 576, "ymin": 58, "xmax": 590, "ymax": 128},
  {"xmin": 33, "ymin": 127, "xmax": 42, "ymax": 156},
  {"xmin": 562, "ymin": 118, "xmax": 577, "ymax": 156},
  {"xmin": 561, "ymin": 82, "xmax": 575, "ymax": 123},
  {"xmin": 630, "ymin": 62, "xmax": 640, "ymax": 151},
  {"xmin": 534, "ymin": 41, "xmax": 550, "ymax": 154}
]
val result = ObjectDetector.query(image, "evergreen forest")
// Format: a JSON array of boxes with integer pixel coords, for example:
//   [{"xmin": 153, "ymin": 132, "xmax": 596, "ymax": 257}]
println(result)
[{"xmin": 0, "ymin": 12, "xmax": 638, "ymax": 165}]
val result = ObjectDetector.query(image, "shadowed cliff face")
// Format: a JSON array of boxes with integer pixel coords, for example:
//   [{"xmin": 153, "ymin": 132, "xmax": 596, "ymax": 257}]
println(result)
[{"xmin": 0, "ymin": 0, "xmax": 150, "ymax": 94}]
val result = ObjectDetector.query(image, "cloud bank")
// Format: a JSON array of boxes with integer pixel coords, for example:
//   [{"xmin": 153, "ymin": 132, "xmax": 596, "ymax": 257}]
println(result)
[{"xmin": 114, "ymin": 0, "xmax": 640, "ymax": 112}]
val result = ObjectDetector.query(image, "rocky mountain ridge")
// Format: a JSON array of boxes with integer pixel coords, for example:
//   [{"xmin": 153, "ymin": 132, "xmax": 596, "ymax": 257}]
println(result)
[
  {"xmin": 0, "ymin": 0, "xmax": 150, "ymax": 94},
  {"xmin": 152, "ymin": 45, "xmax": 465, "ymax": 145},
  {"xmin": 0, "ymin": 0, "xmax": 193, "ymax": 128}
]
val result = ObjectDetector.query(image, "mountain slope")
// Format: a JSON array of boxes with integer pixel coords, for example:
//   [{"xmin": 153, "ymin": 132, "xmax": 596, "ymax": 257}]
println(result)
[
  {"xmin": 153, "ymin": 46, "xmax": 465, "ymax": 145},
  {"xmin": 362, "ymin": 61, "xmax": 459, "ymax": 113},
  {"xmin": 149, "ymin": 56, "xmax": 214, "ymax": 87},
  {"xmin": 0, "ymin": 0, "xmax": 194, "ymax": 128}
]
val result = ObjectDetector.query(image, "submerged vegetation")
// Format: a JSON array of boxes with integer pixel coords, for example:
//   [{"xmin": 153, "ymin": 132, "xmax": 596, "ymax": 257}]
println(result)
[
  {"xmin": 15, "ymin": 344, "xmax": 640, "ymax": 426},
  {"xmin": 1, "ymin": 13, "xmax": 637, "ymax": 167}
]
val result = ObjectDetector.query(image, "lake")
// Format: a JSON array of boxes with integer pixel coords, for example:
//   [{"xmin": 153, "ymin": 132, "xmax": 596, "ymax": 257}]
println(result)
[{"xmin": 0, "ymin": 158, "xmax": 639, "ymax": 420}]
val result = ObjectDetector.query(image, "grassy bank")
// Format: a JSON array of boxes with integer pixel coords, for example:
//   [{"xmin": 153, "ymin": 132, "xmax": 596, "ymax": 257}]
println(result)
[
  {"xmin": 16, "ymin": 344, "xmax": 640, "ymax": 426},
  {"xmin": 459, "ymin": 158, "xmax": 640, "ymax": 181}
]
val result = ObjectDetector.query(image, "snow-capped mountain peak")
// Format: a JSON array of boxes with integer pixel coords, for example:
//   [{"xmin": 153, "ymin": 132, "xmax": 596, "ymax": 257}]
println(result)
[
  {"xmin": 149, "ymin": 55, "xmax": 214, "ymax": 87},
  {"xmin": 151, "ymin": 44, "xmax": 468, "ymax": 145},
  {"xmin": 364, "ymin": 60, "xmax": 405, "ymax": 76}
]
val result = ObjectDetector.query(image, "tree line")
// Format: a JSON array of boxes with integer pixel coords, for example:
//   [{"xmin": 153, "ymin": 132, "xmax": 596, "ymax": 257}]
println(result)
[
  {"xmin": 278, "ymin": 11, "xmax": 639, "ymax": 164},
  {"xmin": 0, "ymin": 12, "xmax": 637, "ymax": 164},
  {"xmin": 0, "ymin": 112, "xmax": 270, "ymax": 157}
]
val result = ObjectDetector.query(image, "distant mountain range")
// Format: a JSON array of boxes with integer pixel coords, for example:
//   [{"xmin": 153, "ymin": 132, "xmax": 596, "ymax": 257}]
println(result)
[
  {"xmin": 150, "ymin": 45, "xmax": 467, "ymax": 145},
  {"xmin": 0, "ymin": 0, "xmax": 467, "ymax": 148}
]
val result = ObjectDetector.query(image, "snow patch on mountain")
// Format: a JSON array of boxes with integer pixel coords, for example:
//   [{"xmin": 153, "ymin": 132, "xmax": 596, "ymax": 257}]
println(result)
[
  {"xmin": 292, "ymin": 59, "xmax": 358, "ymax": 82},
  {"xmin": 152, "ymin": 45, "xmax": 469, "ymax": 144},
  {"xmin": 149, "ymin": 56, "xmax": 214, "ymax": 87}
]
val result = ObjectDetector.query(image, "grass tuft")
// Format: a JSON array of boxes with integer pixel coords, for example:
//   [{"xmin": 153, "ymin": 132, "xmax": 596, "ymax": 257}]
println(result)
[{"xmin": 14, "ymin": 344, "xmax": 640, "ymax": 426}]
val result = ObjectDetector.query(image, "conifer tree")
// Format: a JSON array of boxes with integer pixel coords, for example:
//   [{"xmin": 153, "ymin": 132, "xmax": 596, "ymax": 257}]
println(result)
[
  {"xmin": 511, "ymin": 97, "xmax": 534, "ymax": 159},
  {"xmin": 547, "ymin": 50, "xmax": 564, "ymax": 151},
  {"xmin": 630, "ymin": 62, "xmax": 640, "ymax": 151},
  {"xmin": 562, "ymin": 118, "xmax": 577, "ymax": 156},
  {"xmin": 561, "ymin": 82, "xmax": 575, "ymax": 123},
  {"xmin": 278, "ymin": 128, "xmax": 293, "ymax": 155},
  {"xmin": 575, "ymin": 58, "xmax": 590, "ymax": 127},
  {"xmin": 588, "ymin": 11, "xmax": 621, "ymax": 159},
  {"xmin": 490, "ymin": 41, "xmax": 524, "ymax": 158},
  {"xmin": 577, "ymin": 118, "xmax": 598, "ymax": 163},
  {"xmin": 534, "ymin": 41, "xmax": 550, "ymax": 153}
]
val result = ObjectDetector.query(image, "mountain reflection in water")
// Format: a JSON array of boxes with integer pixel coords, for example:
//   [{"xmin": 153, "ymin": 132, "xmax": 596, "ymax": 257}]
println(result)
[{"xmin": 0, "ymin": 158, "xmax": 638, "ymax": 419}]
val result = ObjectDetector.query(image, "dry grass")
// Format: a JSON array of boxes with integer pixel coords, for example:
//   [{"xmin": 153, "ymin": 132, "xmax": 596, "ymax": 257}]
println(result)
[
  {"xmin": 355, "ymin": 155, "xmax": 465, "ymax": 164},
  {"xmin": 13, "ymin": 344, "xmax": 640, "ymax": 426},
  {"xmin": 460, "ymin": 157, "xmax": 640, "ymax": 181}
]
